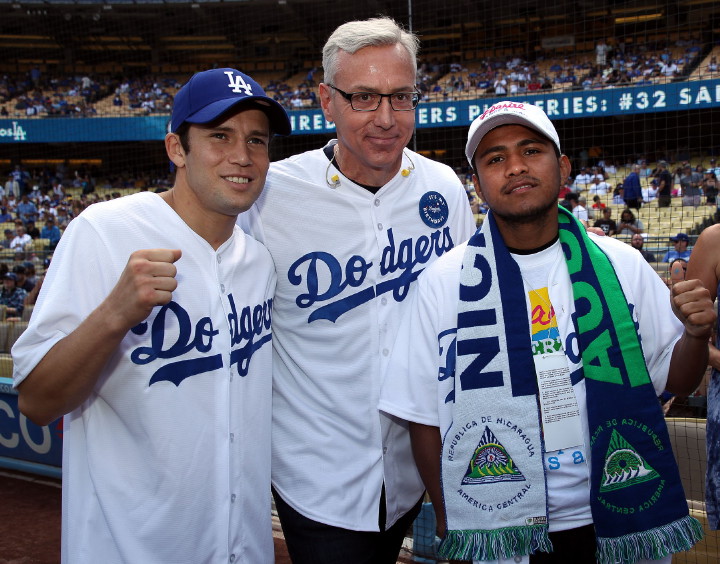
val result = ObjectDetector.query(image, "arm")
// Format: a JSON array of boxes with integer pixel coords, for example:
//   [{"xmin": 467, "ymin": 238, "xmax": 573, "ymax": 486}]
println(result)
[
  {"xmin": 666, "ymin": 278, "xmax": 716, "ymax": 395},
  {"xmin": 409, "ymin": 423, "xmax": 445, "ymax": 537},
  {"xmin": 17, "ymin": 248, "xmax": 181, "ymax": 426}
]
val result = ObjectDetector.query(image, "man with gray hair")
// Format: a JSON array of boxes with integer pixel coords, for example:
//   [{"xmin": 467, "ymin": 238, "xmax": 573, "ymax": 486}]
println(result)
[{"xmin": 240, "ymin": 15, "xmax": 475, "ymax": 563}]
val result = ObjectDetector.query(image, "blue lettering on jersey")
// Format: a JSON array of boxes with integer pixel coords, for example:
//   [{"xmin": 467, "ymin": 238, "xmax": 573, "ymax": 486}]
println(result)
[
  {"xmin": 288, "ymin": 227, "xmax": 455, "ymax": 323},
  {"xmin": 437, "ymin": 328, "xmax": 458, "ymax": 404},
  {"xmin": 130, "ymin": 293, "xmax": 273, "ymax": 386}
]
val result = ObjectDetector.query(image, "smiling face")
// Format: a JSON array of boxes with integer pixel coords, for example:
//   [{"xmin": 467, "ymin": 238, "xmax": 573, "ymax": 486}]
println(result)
[
  {"xmin": 167, "ymin": 107, "xmax": 271, "ymax": 221},
  {"xmin": 471, "ymin": 124, "xmax": 570, "ymax": 240},
  {"xmin": 319, "ymin": 43, "xmax": 416, "ymax": 186}
]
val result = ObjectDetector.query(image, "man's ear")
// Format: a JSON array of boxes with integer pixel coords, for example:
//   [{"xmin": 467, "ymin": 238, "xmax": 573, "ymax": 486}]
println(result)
[
  {"xmin": 318, "ymin": 83, "xmax": 334, "ymax": 124},
  {"xmin": 165, "ymin": 133, "xmax": 186, "ymax": 169},
  {"xmin": 472, "ymin": 173, "xmax": 484, "ymax": 200},
  {"xmin": 559, "ymin": 154, "xmax": 572, "ymax": 186}
]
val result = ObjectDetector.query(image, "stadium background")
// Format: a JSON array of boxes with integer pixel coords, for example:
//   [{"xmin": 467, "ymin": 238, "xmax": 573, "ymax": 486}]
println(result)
[{"xmin": 0, "ymin": 0, "xmax": 719, "ymax": 562}]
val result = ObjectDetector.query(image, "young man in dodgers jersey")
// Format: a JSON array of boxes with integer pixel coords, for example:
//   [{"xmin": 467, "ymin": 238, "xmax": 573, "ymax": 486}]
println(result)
[
  {"xmin": 12, "ymin": 68, "xmax": 290, "ymax": 564},
  {"xmin": 239, "ymin": 16, "xmax": 475, "ymax": 564},
  {"xmin": 379, "ymin": 102, "xmax": 715, "ymax": 563}
]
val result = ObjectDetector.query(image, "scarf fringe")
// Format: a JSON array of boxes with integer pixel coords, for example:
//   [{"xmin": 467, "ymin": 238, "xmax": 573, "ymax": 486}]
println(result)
[
  {"xmin": 438, "ymin": 525, "xmax": 552, "ymax": 561},
  {"xmin": 596, "ymin": 515, "xmax": 704, "ymax": 564}
]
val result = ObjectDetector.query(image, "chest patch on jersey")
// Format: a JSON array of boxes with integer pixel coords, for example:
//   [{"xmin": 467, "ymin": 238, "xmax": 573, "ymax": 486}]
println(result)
[{"xmin": 419, "ymin": 191, "xmax": 449, "ymax": 228}]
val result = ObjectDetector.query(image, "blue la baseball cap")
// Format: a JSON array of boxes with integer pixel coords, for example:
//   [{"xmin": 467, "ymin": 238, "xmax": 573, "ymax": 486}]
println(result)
[{"xmin": 171, "ymin": 68, "xmax": 291, "ymax": 136}]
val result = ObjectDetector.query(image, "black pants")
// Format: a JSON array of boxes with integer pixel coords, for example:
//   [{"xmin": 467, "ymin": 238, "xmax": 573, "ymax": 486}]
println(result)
[
  {"xmin": 529, "ymin": 523, "xmax": 597, "ymax": 563},
  {"xmin": 273, "ymin": 486, "xmax": 423, "ymax": 564}
]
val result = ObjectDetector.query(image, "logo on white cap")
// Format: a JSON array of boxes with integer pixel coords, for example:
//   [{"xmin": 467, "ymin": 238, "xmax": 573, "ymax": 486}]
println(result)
[{"xmin": 465, "ymin": 101, "xmax": 561, "ymax": 166}]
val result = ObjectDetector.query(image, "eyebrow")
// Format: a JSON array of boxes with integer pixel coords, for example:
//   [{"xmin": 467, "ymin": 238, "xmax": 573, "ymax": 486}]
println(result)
[
  {"xmin": 344, "ymin": 85, "xmax": 415, "ymax": 93},
  {"xmin": 477, "ymin": 136, "xmax": 550, "ymax": 161}
]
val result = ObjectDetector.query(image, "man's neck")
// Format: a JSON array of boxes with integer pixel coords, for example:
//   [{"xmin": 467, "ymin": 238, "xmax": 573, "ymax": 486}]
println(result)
[{"xmin": 495, "ymin": 211, "xmax": 560, "ymax": 251}]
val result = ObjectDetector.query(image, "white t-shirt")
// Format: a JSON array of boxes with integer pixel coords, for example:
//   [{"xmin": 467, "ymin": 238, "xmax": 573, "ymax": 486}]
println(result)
[
  {"xmin": 13, "ymin": 192, "xmax": 276, "ymax": 563},
  {"xmin": 380, "ymin": 234, "xmax": 680, "ymax": 533}
]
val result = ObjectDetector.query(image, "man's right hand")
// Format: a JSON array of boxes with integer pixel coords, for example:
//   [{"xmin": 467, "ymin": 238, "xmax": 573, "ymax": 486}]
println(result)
[{"xmin": 104, "ymin": 249, "xmax": 182, "ymax": 332}]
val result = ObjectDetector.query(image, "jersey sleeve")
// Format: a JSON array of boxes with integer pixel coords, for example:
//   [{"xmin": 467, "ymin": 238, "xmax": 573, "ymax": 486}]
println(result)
[
  {"xmin": 11, "ymin": 215, "xmax": 116, "ymax": 387},
  {"xmin": 380, "ymin": 248, "xmax": 463, "ymax": 429}
]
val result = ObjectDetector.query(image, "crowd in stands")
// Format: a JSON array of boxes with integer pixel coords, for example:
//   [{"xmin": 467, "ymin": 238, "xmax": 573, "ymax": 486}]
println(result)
[{"xmin": 1, "ymin": 35, "xmax": 717, "ymax": 118}]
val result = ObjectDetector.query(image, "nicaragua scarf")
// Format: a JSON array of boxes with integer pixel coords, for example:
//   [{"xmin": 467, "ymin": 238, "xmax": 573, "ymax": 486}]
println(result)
[{"xmin": 439, "ymin": 205, "xmax": 702, "ymax": 563}]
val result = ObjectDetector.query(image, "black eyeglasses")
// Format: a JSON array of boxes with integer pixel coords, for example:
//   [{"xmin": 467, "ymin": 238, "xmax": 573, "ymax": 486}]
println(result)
[{"xmin": 327, "ymin": 85, "xmax": 419, "ymax": 112}]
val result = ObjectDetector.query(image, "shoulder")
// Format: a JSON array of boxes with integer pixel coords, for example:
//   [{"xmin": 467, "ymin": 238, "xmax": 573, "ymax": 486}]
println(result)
[
  {"xmin": 423, "ymin": 241, "xmax": 467, "ymax": 282},
  {"xmin": 268, "ymin": 147, "xmax": 325, "ymax": 181}
]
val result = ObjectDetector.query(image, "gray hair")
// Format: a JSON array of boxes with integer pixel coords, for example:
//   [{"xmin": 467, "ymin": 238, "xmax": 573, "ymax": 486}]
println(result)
[{"xmin": 322, "ymin": 16, "xmax": 419, "ymax": 86}]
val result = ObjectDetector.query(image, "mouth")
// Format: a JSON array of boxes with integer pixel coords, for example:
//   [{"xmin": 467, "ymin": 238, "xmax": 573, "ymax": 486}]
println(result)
[
  {"xmin": 506, "ymin": 179, "xmax": 536, "ymax": 194},
  {"xmin": 223, "ymin": 176, "xmax": 251, "ymax": 185}
]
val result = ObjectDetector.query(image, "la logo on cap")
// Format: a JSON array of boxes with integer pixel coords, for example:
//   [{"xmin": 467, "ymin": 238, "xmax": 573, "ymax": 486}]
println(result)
[{"xmin": 225, "ymin": 71, "xmax": 253, "ymax": 95}]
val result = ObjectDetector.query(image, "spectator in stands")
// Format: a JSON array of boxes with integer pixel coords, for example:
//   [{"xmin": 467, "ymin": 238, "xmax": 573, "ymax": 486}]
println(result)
[
  {"xmin": 566, "ymin": 192, "xmax": 588, "ymax": 224},
  {"xmin": 591, "ymin": 194, "xmax": 606, "ymax": 212},
  {"xmin": 0, "ymin": 206, "xmax": 12, "ymax": 223},
  {"xmin": 596, "ymin": 37, "xmax": 609, "ymax": 66},
  {"xmin": 630, "ymin": 233, "xmax": 656, "ymax": 262},
  {"xmin": 656, "ymin": 160, "xmax": 674, "ymax": 207},
  {"xmin": 612, "ymin": 183, "xmax": 625, "ymax": 204},
  {"xmin": 4, "ymin": 174, "xmax": 18, "ymax": 198},
  {"xmin": 623, "ymin": 163, "xmax": 643, "ymax": 210},
  {"xmin": 643, "ymin": 178, "xmax": 659, "ymax": 203},
  {"xmin": 617, "ymin": 208, "xmax": 644, "ymax": 236},
  {"xmin": 684, "ymin": 224, "xmax": 720, "ymax": 532},
  {"xmin": 22, "ymin": 262, "xmax": 37, "ymax": 288},
  {"xmin": 16, "ymin": 194, "xmax": 38, "ymax": 223},
  {"xmin": 493, "ymin": 72, "xmax": 507, "ymax": 95},
  {"xmin": 680, "ymin": 164, "xmax": 702, "ymax": 207},
  {"xmin": 1, "ymin": 229, "xmax": 14, "ymax": 249},
  {"xmin": 56, "ymin": 205, "xmax": 71, "ymax": 228},
  {"xmin": 588, "ymin": 175, "xmax": 610, "ymax": 196},
  {"xmin": 663, "ymin": 232, "xmax": 692, "ymax": 262},
  {"xmin": 24, "ymin": 219, "xmax": 39, "ymax": 239},
  {"xmin": 40, "ymin": 216, "xmax": 61, "ymax": 249},
  {"xmin": 572, "ymin": 167, "xmax": 592, "ymax": 192},
  {"xmin": 0, "ymin": 272, "xmax": 27, "ymax": 319},
  {"xmin": 12, "ymin": 264, "xmax": 34, "ymax": 293},
  {"xmin": 593, "ymin": 207, "xmax": 617, "ymax": 235},
  {"xmin": 704, "ymin": 171, "xmax": 718, "ymax": 205},
  {"xmin": 10, "ymin": 225, "xmax": 31, "ymax": 251}
]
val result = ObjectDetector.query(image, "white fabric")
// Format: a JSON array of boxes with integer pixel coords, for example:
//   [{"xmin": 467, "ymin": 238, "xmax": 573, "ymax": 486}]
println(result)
[
  {"xmin": 380, "ymin": 233, "xmax": 681, "ymax": 532},
  {"xmin": 572, "ymin": 205, "xmax": 589, "ymax": 222},
  {"xmin": 238, "ymin": 140, "xmax": 476, "ymax": 531},
  {"xmin": 12, "ymin": 192, "xmax": 276, "ymax": 564}
]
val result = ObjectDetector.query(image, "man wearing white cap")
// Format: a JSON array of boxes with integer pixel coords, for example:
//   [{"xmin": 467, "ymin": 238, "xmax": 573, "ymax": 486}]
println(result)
[
  {"xmin": 379, "ymin": 101, "xmax": 715, "ymax": 563},
  {"xmin": 12, "ymin": 68, "xmax": 290, "ymax": 563}
]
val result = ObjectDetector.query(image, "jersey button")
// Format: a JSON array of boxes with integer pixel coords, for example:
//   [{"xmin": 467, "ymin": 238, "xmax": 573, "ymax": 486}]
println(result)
[
  {"xmin": 382, "ymin": 348, "xmax": 389, "ymax": 356},
  {"xmin": 374, "ymin": 199, "xmax": 380, "ymax": 206},
  {"xmin": 381, "ymin": 297, "xmax": 387, "ymax": 305},
  {"xmin": 217, "ymin": 255, "xmax": 222, "ymax": 263},
  {"xmin": 220, "ymin": 284, "xmax": 225, "ymax": 293},
  {"xmin": 229, "ymin": 554, "xmax": 236, "ymax": 563},
  {"xmin": 377, "ymin": 223, "xmax": 383, "ymax": 230},
  {"xmin": 230, "ymin": 433, "xmax": 234, "ymax": 443},
  {"xmin": 231, "ymin": 493, "xmax": 236, "ymax": 503}
]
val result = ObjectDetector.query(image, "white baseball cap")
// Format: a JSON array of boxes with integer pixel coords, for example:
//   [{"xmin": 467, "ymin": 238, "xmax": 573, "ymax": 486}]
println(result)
[{"xmin": 465, "ymin": 101, "xmax": 561, "ymax": 166}]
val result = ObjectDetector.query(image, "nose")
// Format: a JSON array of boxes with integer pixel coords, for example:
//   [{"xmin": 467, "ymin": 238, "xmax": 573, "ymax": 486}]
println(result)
[
  {"xmin": 228, "ymin": 142, "xmax": 252, "ymax": 166},
  {"xmin": 372, "ymin": 96, "xmax": 396, "ymax": 128},
  {"xmin": 505, "ymin": 152, "xmax": 528, "ymax": 176}
]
